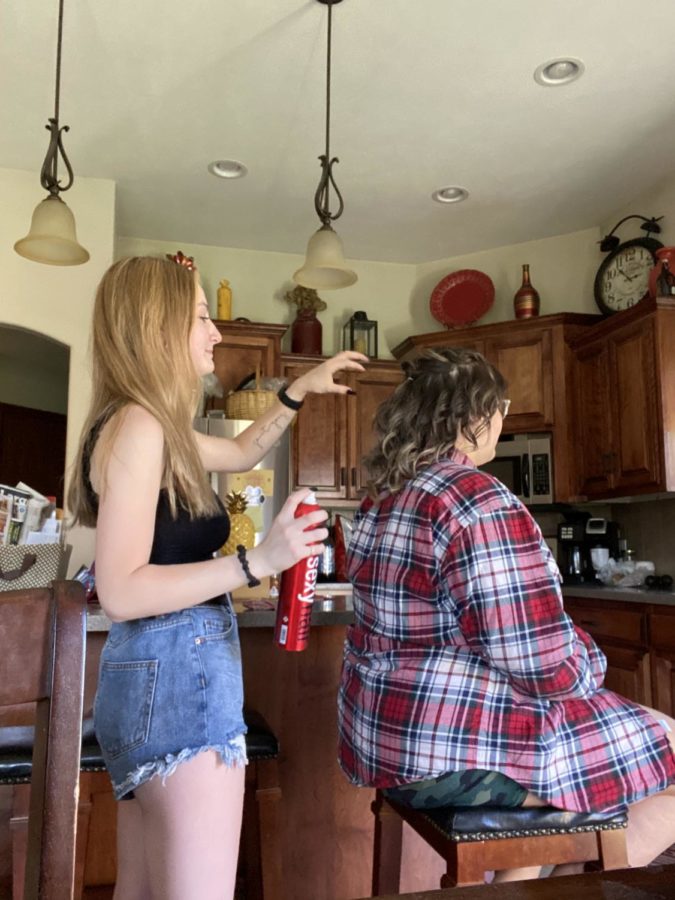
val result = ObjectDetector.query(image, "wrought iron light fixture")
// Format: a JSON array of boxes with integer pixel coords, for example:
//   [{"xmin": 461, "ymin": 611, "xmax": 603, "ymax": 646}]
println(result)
[
  {"xmin": 293, "ymin": 0, "xmax": 357, "ymax": 290},
  {"xmin": 14, "ymin": 0, "xmax": 89, "ymax": 266},
  {"xmin": 598, "ymin": 214, "xmax": 662, "ymax": 252}
]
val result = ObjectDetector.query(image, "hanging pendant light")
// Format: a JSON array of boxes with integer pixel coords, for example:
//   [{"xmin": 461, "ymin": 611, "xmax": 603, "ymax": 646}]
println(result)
[
  {"xmin": 293, "ymin": 0, "xmax": 356, "ymax": 290},
  {"xmin": 14, "ymin": 0, "xmax": 89, "ymax": 266}
]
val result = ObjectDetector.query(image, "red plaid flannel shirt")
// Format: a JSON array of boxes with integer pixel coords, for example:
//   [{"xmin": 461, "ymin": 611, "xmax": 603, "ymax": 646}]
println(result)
[{"xmin": 338, "ymin": 451, "xmax": 675, "ymax": 812}]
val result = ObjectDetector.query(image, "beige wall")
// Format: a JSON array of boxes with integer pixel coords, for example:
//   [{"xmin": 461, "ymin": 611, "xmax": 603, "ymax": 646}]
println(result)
[
  {"xmin": 116, "ymin": 236, "xmax": 417, "ymax": 359},
  {"xmin": 414, "ymin": 227, "xmax": 602, "ymax": 333},
  {"xmin": 0, "ymin": 351, "xmax": 68, "ymax": 413},
  {"xmin": 118, "ymin": 227, "xmax": 604, "ymax": 359},
  {"xmin": 0, "ymin": 166, "xmax": 116, "ymax": 573},
  {"xmin": 603, "ymin": 172, "xmax": 675, "ymax": 247}
]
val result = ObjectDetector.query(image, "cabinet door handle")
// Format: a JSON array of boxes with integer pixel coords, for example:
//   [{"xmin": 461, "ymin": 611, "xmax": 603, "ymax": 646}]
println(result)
[
  {"xmin": 579, "ymin": 619, "xmax": 600, "ymax": 629},
  {"xmin": 351, "ymin": 467, "xmax": 357, "ymax": 487},
  {"xmin": 340, "ymin": 467, "xmax": 346, "ymax": 487}
]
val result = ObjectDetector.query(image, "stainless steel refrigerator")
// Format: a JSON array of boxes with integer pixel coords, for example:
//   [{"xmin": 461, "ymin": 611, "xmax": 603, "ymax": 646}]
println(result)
[{"xmin": 193, "ymin": 411, "xmax": 290, "ymax": 548}]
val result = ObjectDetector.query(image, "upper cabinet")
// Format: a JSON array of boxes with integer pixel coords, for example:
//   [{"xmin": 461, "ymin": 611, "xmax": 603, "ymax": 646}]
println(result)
[
  {"xmin": 208, "ymin": 320, "xmax": 288, "ymax": 411},
  {"xmin": 570, "ymin": 296, "xmax": 675, "ymax": 500},
  {"xmin": 282, "ymin": 356, "xmax": 404, "ymax": 502},
  {"xmin": 392, "ymin": 313, "xmax": 599, "ymax": 502},
  {"xmin": 483, "ymin": 328, "xmax": 554, "ymax": 432},
  {"xmin": 208, "ymin": 297, "xmax": 675, "ymax": 506}
]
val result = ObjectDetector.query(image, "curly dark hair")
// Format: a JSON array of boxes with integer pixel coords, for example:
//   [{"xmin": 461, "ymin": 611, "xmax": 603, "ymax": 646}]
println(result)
[{"xmin": 365, "ymin": 347, "xmax": 507, "ymax": 496}]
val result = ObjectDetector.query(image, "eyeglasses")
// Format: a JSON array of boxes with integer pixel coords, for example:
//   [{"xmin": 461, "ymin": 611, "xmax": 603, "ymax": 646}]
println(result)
[{"xmin": 500, "ymin": 398, "xmax": 511, "ymax": 417}]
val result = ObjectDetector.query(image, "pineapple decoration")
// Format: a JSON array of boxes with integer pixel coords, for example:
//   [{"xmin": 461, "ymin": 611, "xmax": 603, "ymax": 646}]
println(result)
[{"xmin": 222, "ymin": 490, "xmax": 256, "ymax": 556}]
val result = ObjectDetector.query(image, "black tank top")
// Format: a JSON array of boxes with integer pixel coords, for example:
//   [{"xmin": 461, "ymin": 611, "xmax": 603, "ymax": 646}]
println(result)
[{"xmin": 83, "ymin": 415, "xmax": 230, "ymax": 566}]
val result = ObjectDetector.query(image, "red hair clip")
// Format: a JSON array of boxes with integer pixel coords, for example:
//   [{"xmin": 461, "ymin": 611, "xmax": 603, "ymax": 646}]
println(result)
[{"xmin": 166, "ymin": 250, "xmax": 196, "ymax": 271}]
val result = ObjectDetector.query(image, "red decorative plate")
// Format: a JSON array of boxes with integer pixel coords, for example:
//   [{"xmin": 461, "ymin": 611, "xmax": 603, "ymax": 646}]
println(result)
[{"xmin": 430, "ymin": 269, "xmax": 495, "ymax": 328}]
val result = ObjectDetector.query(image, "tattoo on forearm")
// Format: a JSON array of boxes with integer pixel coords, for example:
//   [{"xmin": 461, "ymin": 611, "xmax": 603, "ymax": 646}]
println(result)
[{"xmin": 253, "ymin": 413, "xmax": 292, "ymax": 450}]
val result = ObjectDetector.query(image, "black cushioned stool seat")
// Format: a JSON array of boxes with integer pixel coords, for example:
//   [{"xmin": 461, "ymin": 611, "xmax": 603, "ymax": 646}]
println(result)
[
  {"xmin": 371, "ymin": 789, "xmax": 629, "ymax": 893},
  {"xmin": 422, "ymin": 803, "xmax": 628, "ymax": 842},
  {"xmin": 0, "ymin": 718, "xmax": 105, "ymax": 785},
  {"xmin": 0, "ymin": 708, "xmax": 279, "ymax": 782},
  {"xmin": 1, "ymin": 708, "xmax": 283, "ymax": 900},
  {"xmin": 243, "ymin": 707, "xmax": 280, "ymax": 760}
]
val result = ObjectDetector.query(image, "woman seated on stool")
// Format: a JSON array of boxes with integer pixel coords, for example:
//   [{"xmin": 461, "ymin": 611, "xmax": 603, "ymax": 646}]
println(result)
[{"xmin": 337, "ymin": 347, "xmax": 675, "ymax": 883}]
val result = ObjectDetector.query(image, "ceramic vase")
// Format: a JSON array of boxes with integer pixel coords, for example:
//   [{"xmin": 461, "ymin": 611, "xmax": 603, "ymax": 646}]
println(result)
[
  {"xmin": 513, "ymin": 264, "xmax": 540, "ymax": 319},
  {"xmin": 291, "ymin": 308, "xmax": 322, "ymax": 355},
  {"xmin": 649, "ymin": 247, "xmax": 675, "ymax": 298}
]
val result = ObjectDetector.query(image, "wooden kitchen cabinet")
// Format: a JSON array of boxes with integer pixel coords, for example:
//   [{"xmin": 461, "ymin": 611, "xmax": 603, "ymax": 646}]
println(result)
[
  {"xmin": 207, "ymin": 320, "xmax": 288, "ymax": 412},
  {"xmin": 564, "ymin": 594, "xmax": 675, "ymax": 716},
  {"xmin": 649, "ymin": 609, "xmax": 675, "ymax": 717},
  {"xmin": 282, "ymin": 356, "xmax": 404, "ymax": 501},
  {"xmin": 392, "ymin": 313, "xmax": 598, "ymax": 502},
  {"xmin": 571, "ymin": 297, "xmax": 675, "ymax": 500},
  {"xmin": 282, "ymin": 357, "xmax": 347, "ymax": 499},
  {"xmin": 565, "ymin": 597, "xmax": 652, "ymax": 706},
  {"xmin": 484, "ymin": 327, "xmax": 554, "ymax": 432},
  {"xmin": 349, "ymin": 365, "xmax": 406, "ymax": 496}
]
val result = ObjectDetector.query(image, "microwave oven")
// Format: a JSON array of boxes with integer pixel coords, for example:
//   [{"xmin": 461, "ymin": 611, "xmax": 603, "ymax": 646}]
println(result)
[{"xmin": 480, "ymin": 434, "xmax": 553, "ymax": 505}]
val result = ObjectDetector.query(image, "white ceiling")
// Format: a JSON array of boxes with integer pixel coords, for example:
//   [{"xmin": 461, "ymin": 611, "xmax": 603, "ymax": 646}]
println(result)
[{"xmin": 3, "ymin": 0, "xmax": 675, "ymax": 264}]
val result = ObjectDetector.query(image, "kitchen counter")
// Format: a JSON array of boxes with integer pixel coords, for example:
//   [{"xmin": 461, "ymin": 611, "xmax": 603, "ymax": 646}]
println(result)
[
  {"xmin": 86, "ymin": 584, "xmax": 675, "ymax": 630},
  {"xmin": 562, "ymin": 584, "xmax": 675, "ymax": 607},
  {"xmin": 86, "ymin": 586, "xmax": 354, "ymax": 631}
]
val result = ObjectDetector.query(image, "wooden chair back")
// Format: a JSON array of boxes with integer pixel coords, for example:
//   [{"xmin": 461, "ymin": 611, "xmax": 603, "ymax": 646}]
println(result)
[{"xmin": 0, "ymin": 581, "xmax": 86, "ymax": 900}]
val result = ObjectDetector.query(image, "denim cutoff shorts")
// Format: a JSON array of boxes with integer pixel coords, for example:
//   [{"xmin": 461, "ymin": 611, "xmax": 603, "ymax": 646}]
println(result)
[{"xmin": 94, "ymin": 600, "xmax": 248, "ymax": 800}]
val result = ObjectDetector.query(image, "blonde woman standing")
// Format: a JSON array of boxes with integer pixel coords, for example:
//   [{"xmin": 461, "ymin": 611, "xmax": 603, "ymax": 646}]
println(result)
[{"xmin": 69, "ymin": 255, "xmax": 366, "ymax": 900}]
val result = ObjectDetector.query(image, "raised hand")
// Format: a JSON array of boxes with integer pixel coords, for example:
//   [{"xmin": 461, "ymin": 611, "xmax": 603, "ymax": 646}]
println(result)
[{"xmin": 286, "ymin": 350, "xmax": 368, "ymax": 401}]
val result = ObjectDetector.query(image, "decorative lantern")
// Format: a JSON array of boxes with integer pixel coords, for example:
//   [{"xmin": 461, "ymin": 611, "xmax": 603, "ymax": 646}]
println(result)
[{"xmin": 343, "ymin": 311, "xmax": 378, "ymax": 358}]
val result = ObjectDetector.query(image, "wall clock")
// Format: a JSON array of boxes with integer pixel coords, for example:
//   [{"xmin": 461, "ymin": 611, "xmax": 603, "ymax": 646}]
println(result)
[{"xmin": 594, "ymin": 236, "xmax": 662, "ymax": 316}]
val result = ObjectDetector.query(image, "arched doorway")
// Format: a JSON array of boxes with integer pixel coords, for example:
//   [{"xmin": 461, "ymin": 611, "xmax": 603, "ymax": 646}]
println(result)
[{"xmin": 0, "ymin": 324, "xmax": 69, "ymax": 505}]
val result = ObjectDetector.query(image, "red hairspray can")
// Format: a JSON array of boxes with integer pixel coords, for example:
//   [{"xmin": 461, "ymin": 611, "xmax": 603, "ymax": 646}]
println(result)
[{"xmin": 274, "ymin": 492, "xmax": 321, "ymax": 651}]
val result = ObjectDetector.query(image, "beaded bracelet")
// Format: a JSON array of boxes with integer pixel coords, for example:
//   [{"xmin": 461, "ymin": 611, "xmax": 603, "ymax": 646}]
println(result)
[
  {"xmin": 236, "ymin": 544, "xmax": 261, "ymax": 587},
  {"xmin": 277, "ymin": 386, "xmax": 304, "ymax": 411}
]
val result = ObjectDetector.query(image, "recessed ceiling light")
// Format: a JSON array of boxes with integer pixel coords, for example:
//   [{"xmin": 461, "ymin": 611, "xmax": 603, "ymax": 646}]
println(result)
[
  {"xmin": 534, "ymin": 58, "xmax": 584, "ymax": 86},
  {"xmin": 432, "ymin": 186, "xmax": 469, "ymax": 204},
  {"xmin": 207, "ymin": 159, "xmax": 248, "ymax": 179}
]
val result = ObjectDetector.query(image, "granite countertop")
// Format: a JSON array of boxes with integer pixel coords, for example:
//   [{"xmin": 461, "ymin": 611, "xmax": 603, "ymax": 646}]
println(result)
[
  {"xmin": 86, "ymin": 586, "xmax": 354, "ymax": 632},
  {"xmin": 562, "ymin": 584, "xmax": 675, "ymax": 607},
  {"xmin": 86, "ymin": 582, "xmax": 675, "ymax": 631}
]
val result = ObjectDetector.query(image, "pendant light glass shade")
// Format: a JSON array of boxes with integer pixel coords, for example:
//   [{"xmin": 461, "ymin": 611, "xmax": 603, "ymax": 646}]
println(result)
[
  {"xmin": 14, "ymin": 195, "xmax": 89, "ymax": 266},
  {"xmin": 14, "ymin": 0, "xmax": 89, "ymax": 266},
  {"xmin": 293, "ymin": 224, "xmax": 357, "ymax": 290}
]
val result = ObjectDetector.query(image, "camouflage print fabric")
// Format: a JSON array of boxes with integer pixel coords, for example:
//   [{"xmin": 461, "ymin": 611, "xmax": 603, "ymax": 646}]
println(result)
[{"xmin": 384, "ymin": 769, "xmax": 527, "ymax": 810}]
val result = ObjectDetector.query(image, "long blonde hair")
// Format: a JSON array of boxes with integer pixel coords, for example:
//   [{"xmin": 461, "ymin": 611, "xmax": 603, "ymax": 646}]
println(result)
[
  {"xmin": 365, "ymin": 347, "xmax": 507, "ymax": 497},
  {"xmin": 68, "ymin": 256, "xmax": 218, "ymax": 526}
]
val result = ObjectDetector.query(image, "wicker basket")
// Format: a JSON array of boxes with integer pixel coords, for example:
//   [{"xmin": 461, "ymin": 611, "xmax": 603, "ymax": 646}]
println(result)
[
  {"xmin": 225, "ymin": 369, "xmax": 278, "ymax": 420},
  {"xmin": 225, "ymin": 389, "xmax": 277, "ymax": 420}
]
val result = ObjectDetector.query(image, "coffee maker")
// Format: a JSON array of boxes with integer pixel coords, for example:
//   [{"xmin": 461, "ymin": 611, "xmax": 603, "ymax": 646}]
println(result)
[
  {"xmin": 558, "ymin": 513, "xmax": 592, "ymax": 584},
  {"xmin": 558, "ymin": 514, "xmax": 620, "ymax": 584}
]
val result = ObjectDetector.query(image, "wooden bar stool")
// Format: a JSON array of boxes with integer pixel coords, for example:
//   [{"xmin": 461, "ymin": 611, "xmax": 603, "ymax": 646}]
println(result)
[
  {"xmin": 0, "ymin": 581, "xmax": 86, "ymax": 900},
  {"xmin": 1, "ymin": 708, "xmax": 283, "ymax": 900},
  {"xmin": 239, "ymin": 708, "xmax": 283, "ymax": 900},
  {"xmin": 3, "ymin": 719, "xmax": 108, "ymax": 900},
  {"xmin": 371, "ymin": 789, "xmax": 628, "ymax": 894}
]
